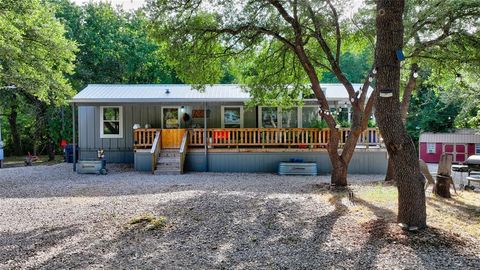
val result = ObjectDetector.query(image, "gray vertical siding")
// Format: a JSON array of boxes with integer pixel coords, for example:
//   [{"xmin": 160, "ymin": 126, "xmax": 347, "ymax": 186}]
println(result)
[
  {"xmin": 78, "ymin": 102, "xmax": 255, "ymax": 163},
  {"xmin": 185, "ymin": 150, "xmax": 388, "ymax": 174},
  {"xmin": 78, "ymin": 102, "xmax": 386, "ymax": 175}
]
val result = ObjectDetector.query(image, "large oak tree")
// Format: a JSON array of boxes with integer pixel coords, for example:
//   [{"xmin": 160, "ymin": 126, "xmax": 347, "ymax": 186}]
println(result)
[{"xmin": 149, "ymin": 0, "xmax": 380, "ymax": 187}]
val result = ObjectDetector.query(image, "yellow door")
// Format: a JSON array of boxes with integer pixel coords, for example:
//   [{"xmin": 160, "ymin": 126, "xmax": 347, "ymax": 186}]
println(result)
[{"xmin": 161, "ymin": 129, "xmax": 186, "ymax": 148}]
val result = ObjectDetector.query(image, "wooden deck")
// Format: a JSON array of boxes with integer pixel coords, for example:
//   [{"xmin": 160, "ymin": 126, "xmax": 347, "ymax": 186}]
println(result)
[{"xmin": 134, "ymin": 128, "xmax": 383, "ymax": 150}]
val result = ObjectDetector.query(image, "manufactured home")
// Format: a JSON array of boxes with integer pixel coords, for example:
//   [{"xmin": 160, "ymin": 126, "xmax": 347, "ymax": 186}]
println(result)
[
  {"xmin": 71, "ymin": 84, "xmax": 387, "ymax": 174},
  {"xmin": 419, "ymin": 129, "xmax": 480, "ymax": 163}
]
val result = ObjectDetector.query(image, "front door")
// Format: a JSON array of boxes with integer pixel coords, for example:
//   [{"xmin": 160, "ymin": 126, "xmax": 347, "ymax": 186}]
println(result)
[{"xmin": 161, "ymin": 107, "xmax": 185, "ymax": 148}]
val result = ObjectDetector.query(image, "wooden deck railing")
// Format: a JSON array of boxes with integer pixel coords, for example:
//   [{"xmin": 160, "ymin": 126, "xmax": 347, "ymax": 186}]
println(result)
[
  {"xmin": 134, "ymin": 128, "xmax": 382, "ymax": 149},
  {"xmin": 188, "ymin": 128, "xmax": 382, "ymax": 148},
  {"xmin": 134, "ymin": 128, "xmax": 158, "ymax": 149}
]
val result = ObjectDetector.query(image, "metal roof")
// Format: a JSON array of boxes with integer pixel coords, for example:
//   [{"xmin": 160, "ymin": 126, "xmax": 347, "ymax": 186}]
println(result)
[
  {"xmin": 72, "ymin": 83, "xmax": 372, "ymax": 103},
  {"xmin": 419, "ymin": 129, "xmax": 480, "ymax": 144}
]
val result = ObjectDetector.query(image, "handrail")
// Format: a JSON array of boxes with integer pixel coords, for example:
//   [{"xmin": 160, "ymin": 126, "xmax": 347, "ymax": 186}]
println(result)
[
  {"xmin": 150, "ymin": 131, "xmax": 161, "ymax": 174},
  {"xmin": 179, "ymin": 131, "xmax": 189, "ymax": 174}
]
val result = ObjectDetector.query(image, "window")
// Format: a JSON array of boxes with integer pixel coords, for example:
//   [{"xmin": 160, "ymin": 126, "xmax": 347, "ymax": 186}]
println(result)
[
  {"xmin": 259, "ymin": 107, "xmax": 279, "ymax": 128},
  {"xmin": 302, "ymin": 106, "xmax": 321, "ymax": 128},
  {"xmin": 162, "ymin": 107, "xmax": 180, "ymax": 129},
  {"xmin": 100, "ymin": 106, "xmax": 123, "ymax": 138},
  {"xmin": 282, "ymin": 108, "xmax": 298, "ymax": 128},
  {"xmin": 427, "ymin": 143, "xmax": 436, "ymax": 154},
  {"xmin": 476, "ymin": 144, "xmax": 480, "ymax": 154},
  {"xmin": 221, "ymin": 106, "xmax": 244, "ymax": 128}
]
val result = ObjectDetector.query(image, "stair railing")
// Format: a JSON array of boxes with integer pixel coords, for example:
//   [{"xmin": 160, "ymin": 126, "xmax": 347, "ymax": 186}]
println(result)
[
  {"xmin": 150, "ymin": 131, "xmax": 162, "ymax": 174},
  {"xmin": 179, "ymin": 131, "xmax": 189, "ymax": 174}
]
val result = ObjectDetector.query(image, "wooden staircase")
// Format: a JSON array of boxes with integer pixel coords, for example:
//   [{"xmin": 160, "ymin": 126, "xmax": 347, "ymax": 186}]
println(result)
[{"xmin": 155, "ymin": 149, "xmax": 182, "ymax": 175}]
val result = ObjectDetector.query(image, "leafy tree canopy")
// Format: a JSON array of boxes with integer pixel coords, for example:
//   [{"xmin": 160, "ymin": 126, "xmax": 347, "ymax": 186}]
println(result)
[
  {"xmin": 49, "ymin": 0, "xmax": 182, "ymax": 89},
  {"xmin": 0, "ymin": 0, "xmax": 77, "ymax": 104}
]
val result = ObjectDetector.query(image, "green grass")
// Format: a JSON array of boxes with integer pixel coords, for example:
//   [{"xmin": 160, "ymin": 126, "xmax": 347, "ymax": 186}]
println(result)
[
  {"xmin": 356, "ymin": 183, "xmax": 398, "ymax": 203},
  {"xmin": 317, "ymin": 183, "xmax": 480, "ymax": 240},
  {"xmin": 128, "ymin": 213, "xmax": 168, "ymax": 231}
]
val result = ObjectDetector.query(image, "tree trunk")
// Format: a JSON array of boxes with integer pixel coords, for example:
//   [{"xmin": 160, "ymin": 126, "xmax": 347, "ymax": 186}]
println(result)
[
  {"xmin": 7, "ymin": 101, "xmax": 22, "ymax": 156},
  {"xmin": 326, "ymin": 127, "xmax": 348, "ymax": 186},
  {"xmin": 330, "ymin": 154, "xmax": 348, "ymax": 186},
  {"xmin": 33, "ymin": 102, "xmax": 47, "ymax": 157},
  {"xmin": 374, "ymin": 0, "xmax": 426, "ymax": 228},
  {"xmin": 384, "ymin": 158, "xmax": 395, "ymax": 181},
  {"xmin": 385, "ymin": 64, "xmax": 418, "ymax": 182},
  {"xmin": 435, "ymin": 176, "xmax": 452, "ymax": 198},
  {"xmin": 47, "ymin": 140, "xmax": 56, "ymax": 161}
]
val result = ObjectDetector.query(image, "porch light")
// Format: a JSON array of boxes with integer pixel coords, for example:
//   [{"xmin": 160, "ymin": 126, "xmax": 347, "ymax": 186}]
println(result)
[
  {"xmin": 344, "ymin": 102, "xmax": 348, "ymax": 108},
  {"xmin": 165, "ymin": 88, "xmax": 170, "ymax": 94},
  {"xmin": 379, "ymin": 88, "xmax": 393, "ymax": 98},
  {"xmin": 372, "ymin": 67, "xmax": 377, "ymax": 75},
  {"xmin": 456, "ymin": 73, "xmax": 462, "ymax": 83},
  {"xmin": 368, "ymin": 74, "xmax": 374, "ymax": 82},
  {"xmin": 181, "ymin": 106, "xmax": 185, "ymax": 112}
]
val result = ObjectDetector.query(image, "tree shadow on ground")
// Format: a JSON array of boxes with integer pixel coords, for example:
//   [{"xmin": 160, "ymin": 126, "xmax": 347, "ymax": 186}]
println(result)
[
  {"xmin": 18, "ymin": 190, "xmax": 351, "ymax": 269},
  {"xmin": 427, "ymin": 195, "xmax": 480, "ymax": 218},
  {"xmin": 0, "ymin": 225, "xmax": 81, "ymax": 269},
  {"xmin": 352, "ymin": 193, "xmax": 480, "ymax": 269},
  {"xmin": 2, "ymin": 184, "xmax": 479, "ymax": 269}
]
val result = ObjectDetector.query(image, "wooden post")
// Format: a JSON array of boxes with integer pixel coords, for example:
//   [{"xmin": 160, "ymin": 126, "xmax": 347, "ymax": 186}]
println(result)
[
  {"xmin": 72, "ymin": 103, "xmax": 76, "ymax": 172},
  {"xmin": 435, "ymin": 154, "xmax": 453, "ymax": 198},
  {"xmin": 204, "ymin": 102, "xmax": 208, "ymax": 172}
]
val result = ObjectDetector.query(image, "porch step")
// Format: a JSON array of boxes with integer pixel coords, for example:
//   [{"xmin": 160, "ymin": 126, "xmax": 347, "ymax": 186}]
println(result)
[
  {"xmin": 157, "ymin": 157, "xmax": 180, "ymax": 164},
  {"xmin": 160, "ymin": 149, "xmax": 181, "ymax": 158},
  {"xmin": 155, "ymin": 149, "xmax": 181, "ymax": 174}
]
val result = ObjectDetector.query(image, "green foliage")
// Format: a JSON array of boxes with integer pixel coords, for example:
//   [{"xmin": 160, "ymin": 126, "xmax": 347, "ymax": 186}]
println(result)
[
  {"xmin": 148, "ymin": 1, "xmax": 370, "ymax": 106},
  {"xmin": 309, "ymin": 119, "xmax": 328, "ymax": 129},
  {"xmin": 406, "ymin": 84, "xmax": 461, "ymax": 145},
  {"xmin": 321, "ymin": 49, "xmax": 372, "ymax": 83},
  {"xmin": 0, "ymin": 0, "xmax": 77, "ymax": 103},
  {"xmin": 339, "ymin": 120, "xmax": 351, "ymax": 128},
  {"xmin": 50, "ymin": 1, "xmax": 181, "ymax": 89},
  {"xmin": 367, "ymin": 119, "xmax": 377, "ymax": 128},
  {"xmin": 1, "ymin": 0, "xmax": 182, "ymax": 156}
]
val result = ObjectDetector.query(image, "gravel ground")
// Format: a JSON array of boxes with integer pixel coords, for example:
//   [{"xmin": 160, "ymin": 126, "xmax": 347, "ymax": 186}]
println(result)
[{"xmin": 0, "ymin": 164, "xmax": 478, "ymax": 270}]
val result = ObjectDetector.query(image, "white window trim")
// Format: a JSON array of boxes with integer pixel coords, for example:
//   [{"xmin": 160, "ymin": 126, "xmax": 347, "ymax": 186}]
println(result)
[
  {"xmin": 427, "ymin": 143, "xmax": 436, "ymax": 154},
  {"xmin": 100, "ymin": 106, "xmax": 123, "ymax": 139},
  {"xmin": 161, "ymin": 106, "xmax": 181, "ymax": 129},
  {"xmin": 258, "ymin": 106, "xmax": 281, "ymax": 128},
  {"xmin": 299, "ymin": 105, "xmax": 320, "ymax": 128},
  {"xmin": 221, "ymin": 106, "xmax": 244, "ymax": 128}
]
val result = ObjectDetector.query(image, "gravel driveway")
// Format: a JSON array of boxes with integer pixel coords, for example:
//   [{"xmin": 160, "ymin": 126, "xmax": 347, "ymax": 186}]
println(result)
[{"xmin": 0, "ymin": 164, "xmax": 478, "ymax": 269}]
